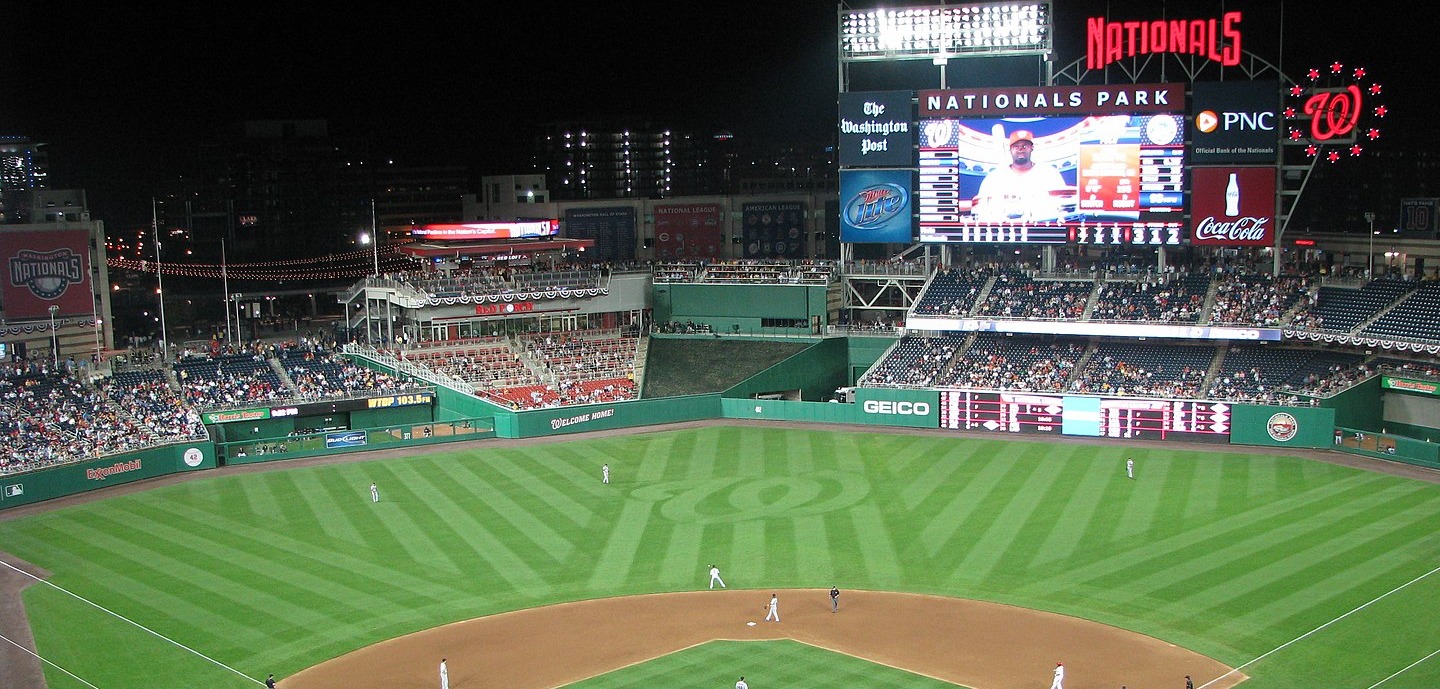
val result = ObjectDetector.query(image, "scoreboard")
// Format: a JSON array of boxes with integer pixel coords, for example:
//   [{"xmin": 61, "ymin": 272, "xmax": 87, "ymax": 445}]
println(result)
[{"xmin": 939, "ymin": 391, "xmax": 1231, "ymax": 443}]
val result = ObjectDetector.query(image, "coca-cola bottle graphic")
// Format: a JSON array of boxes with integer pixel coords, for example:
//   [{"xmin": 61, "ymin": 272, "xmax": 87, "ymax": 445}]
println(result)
[{"xmin": 1225, "ymin": 173, "xmax": 1240, "ymax": 217}]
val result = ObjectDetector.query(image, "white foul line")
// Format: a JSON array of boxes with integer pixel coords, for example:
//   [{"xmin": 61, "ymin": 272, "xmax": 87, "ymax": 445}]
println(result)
[
  {"xmin": 0, "ymin": 631, "xmax": 102, "ymax": 688},
  {"xmin": 1363, "ymin": 647, "xmax": 1440, "ymax": 689},
  {"xmin": 0, "ymin": 558, "xmax": 263, "ymax": 686},
  {"xmin": 1199, "ymin": 563, "xmax": 1440, "ymax": 689}
]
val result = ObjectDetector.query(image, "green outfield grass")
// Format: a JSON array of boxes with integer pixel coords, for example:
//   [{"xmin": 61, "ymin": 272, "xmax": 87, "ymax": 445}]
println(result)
[{"xmin": 2, "ymin": 425, "xmax": 1439, "ymax": 689}]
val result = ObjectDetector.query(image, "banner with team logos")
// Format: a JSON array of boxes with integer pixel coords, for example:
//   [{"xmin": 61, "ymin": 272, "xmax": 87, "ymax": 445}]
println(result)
[
  {"xmin": 0, "ymin": 228, "xmax": 94, "ymax": 320},
  {"xmin": 741, "ymin": 202, "xmax": 806, "ymax": 258},
  {"xmin": 653, "ymin": 204, "xmax": 723, "ymax": 259}
]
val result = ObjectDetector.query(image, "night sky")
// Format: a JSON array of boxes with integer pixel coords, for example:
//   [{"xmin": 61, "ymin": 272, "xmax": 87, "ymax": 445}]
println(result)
[{"xmin": 8, "ymin": 2, "xmax": 1432, "ymax": 228}]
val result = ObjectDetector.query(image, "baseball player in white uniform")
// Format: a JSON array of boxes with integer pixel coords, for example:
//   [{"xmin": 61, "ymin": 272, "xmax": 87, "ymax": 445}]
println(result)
[
  {"xmin": 602, "ymin": 463, "xmax": 610, "ymax": 484},
  {"xmin": 736, "ymin": 676, "xmax": 748, "ymax": 689},
  {"xmin": 709, "ymin": 565, "xmax": 726, "ymax": 589},
  {"xmin": 1050, "ymin": 662, "xmax": 1064, "ymax": 689},
  {"xmin": 440, "ymin": 658, "xmax": 449, "ymax": 689},
  {"xmin": 370, "ymin": 482, "xmax": 379, "ymax": 503},
  {"xmin": 1126, "ymin": 458, "xmax": 1134, "ymax": 479},
  {"xmin": 764, "ymin": 594, "xmax": 780, "ymax": 622}
]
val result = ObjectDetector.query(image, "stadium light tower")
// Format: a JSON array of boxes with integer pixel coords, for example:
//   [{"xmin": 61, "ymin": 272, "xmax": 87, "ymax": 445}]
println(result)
[
  {"xmin": 1364, "ymin": 212, "xmax": 1376, "ymax": 277},
  {"xmin": 839, "ymin": 3, "xmax": 1053, "ymax": 88}
]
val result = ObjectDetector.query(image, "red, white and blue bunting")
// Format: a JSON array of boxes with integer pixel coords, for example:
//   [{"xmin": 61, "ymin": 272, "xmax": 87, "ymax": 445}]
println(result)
[
  {"xmin": 423, "ymin": 288, "xmax": 607, "ymax": 306},
  {"xmin": 0, "ymin": 317, "xmax": 99, "ymax": 336},
  {"xmin": 1284, "ymin": 329, "xmax": 1440, "ymax": 354}
]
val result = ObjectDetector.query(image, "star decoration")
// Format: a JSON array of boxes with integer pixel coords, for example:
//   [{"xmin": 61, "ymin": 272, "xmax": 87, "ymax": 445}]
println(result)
[
  {"xmin": 1290, "ymin": 85, "xmax": 1304, "ymax": 96},
  {"xmin": 1289, "ymin": 129, "xmax": 1303, "ymax": 140},
  {"xmin": 1353, "ymin": 67, "xmax": 1367, "ymax": 79},
  {"xmin": 1374, "ymin": 105, "xmax": 1388, "ymax": 117},
  {"xmin": 1369, "ymin": 83, "xmax": 1383, "ymax": 95},
  {"xmin": 1350, "ymin": 145, "xmax": 1364, "ymax": 156},
  {"xmin": 1327, "ymin": 150, "xmax": 1341, "ymax": 162},
  {"xmin": 1366, "ymin": 128, "xmax": 1381, "ymax": 140},
  {"xmin": 1308, "ymin": 68, "xmax": 1321, "ymax": 80},
  {"xmin": 1330, "ymin": 61, "xmax": 1344, "ymax": 73},
  {"xmin": 1284, "ymin": 106, "xmax": 1297, "ymax": 118},
  {"xmin": 1306, "ymin": 144, "xmax": 1319, "ymax": 157}
]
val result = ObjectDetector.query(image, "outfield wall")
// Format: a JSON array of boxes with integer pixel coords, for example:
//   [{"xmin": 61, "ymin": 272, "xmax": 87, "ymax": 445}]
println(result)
[
  {"xmin": 499, "ymin": 394, "xmax": 721, "ymax": 438},
  {"xmin": 0, "ymin": 443, "xmax": 215, "ymax": 510},
  {"xmin": 722, "ymin": 388, "xmax": 938, "ymax": 428}
]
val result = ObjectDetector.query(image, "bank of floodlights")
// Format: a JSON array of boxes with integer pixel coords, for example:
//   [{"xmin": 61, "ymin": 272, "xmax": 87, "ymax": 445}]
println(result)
[{"xmin": 840, "ymin": 2, "xmax": 1052, "ymax": 61}]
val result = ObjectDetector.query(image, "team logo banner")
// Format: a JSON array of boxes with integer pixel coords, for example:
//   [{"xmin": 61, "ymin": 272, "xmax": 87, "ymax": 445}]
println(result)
[
  {"xmin": 741, "ymin": 202, "xmax": 806, "ymax": 258},
  {"xmin": 653, "ymin": 204, "xmax": 723, "ymax": 259},
  {"xmin": 0, "ymin": 229, "xmax": 93, "ymax": 320}
]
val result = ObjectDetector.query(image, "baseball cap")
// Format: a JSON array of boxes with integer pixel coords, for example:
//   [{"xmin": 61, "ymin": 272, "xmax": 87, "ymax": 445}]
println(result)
[{"xmin": 1008, "ymin": 130, "xmax": 1035, "ymax": 146}]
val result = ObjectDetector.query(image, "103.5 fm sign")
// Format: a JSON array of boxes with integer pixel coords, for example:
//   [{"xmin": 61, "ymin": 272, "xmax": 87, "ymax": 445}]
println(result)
[{"xmin": 1190, "ymin": 167, "xmax": 1276, "ymax": 246}]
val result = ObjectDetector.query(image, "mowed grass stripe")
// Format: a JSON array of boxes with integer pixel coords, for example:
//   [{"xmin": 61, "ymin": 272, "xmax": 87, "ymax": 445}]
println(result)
[
  {"xmin": 897, "ymin": 436, "xmax": 984, "ymax": 511},
  {"xmin": 1022, "ymin": 469, "xmax": 1394, "ymax": 592},
  {"xmin": 910, "ymin": 442, "xmax": 1013, "ymax": 559},
  {"xmin": 1026, "ymin": 446, "xmax": 1126, "ymax": 569},
  {"xmin": 1184, "ymin": 497, "xmax": 1440, "ymax": 647},
  {"xmin": 949, "ymin": 443, "xmax": 1080, "ymax": 586},
  {"xmin": 407, "ymin": 461, "xmax": 553, "ymax": 595},
  {"xmin": 586, "ymin": 495, "xmax": 657, "ymax": 591},
  {"xmin": 1095, "ymin": 476, "xmax": 1428, "ymax": 610},
  {"xmin": 447, "ymin": 456, "xmax": 581, "ymax": 567},
  {"xmin": 483, "ymin": 450, "xmax": 597, "ymax": 532},
  {"xmin": 287, "ymin": 468, "xmax": 369, "ymax": 547}
]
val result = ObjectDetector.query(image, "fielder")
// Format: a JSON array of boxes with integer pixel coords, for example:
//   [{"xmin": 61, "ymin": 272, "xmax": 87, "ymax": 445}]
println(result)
[
  {"xmin": 764, "ymin": 593, "xmax": 780, "ymax": 622},
  {"xmin": 602, "ymin": 463, "xmax": 610, "ymax": 484},
  {"xmin": 370, "ymin": 482, "xmax": 379, "ymax": 503},
  {"xmin": 709, "ymin": 565, "xmax": 726, "ymax": 589},
  {"xmin": 440, "ymin": 658, "xmax": 449, "ymax": 689},
  {"xmin": 1126, "ymin": 458, "xmax": 1134, "ymax": 479},
  {"xmin": 1050, "ymin": 662, "xmax": 1064, "ymax": 689}
]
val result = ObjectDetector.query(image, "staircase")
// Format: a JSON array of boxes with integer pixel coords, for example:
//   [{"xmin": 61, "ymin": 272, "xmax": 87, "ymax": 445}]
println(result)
[
  {"xmin": 1200, "ymin": 345, "xmax": 1229, "ymax": 394},
  {"xmin": 268, "ymin": 357, "xmax": 296, "ymax": 390}
]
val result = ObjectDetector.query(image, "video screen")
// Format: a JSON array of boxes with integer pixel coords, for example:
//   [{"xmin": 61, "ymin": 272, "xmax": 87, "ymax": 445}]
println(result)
[{"xmin": 917, "ymin": 114, "xmax": 1186, "ymax": 245}]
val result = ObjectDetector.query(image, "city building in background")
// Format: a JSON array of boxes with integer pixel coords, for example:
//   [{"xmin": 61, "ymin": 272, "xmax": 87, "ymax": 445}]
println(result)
[{"xmin": 0, "ymin": 136, "xmax": 49, "ymax": 225}]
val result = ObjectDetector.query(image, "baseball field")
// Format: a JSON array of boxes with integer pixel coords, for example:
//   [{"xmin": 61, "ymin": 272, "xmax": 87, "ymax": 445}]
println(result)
[{"xmin": 1, "ymin": 422, "xmax": 1438, "ymax": 689}]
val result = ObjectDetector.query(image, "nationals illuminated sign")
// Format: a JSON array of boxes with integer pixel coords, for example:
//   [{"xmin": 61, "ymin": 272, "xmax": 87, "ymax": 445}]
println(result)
[
  {"xmin": 1191, "ymin": 167, "xmax": 1275, "ymax": 246},
  {"xmin": 1087, "ymin": 11, "xmax": 1243, "ymax": 70},
  {"xmin": 1285, "ymin": 61, "xmax": 1387, "ymax": 162}
]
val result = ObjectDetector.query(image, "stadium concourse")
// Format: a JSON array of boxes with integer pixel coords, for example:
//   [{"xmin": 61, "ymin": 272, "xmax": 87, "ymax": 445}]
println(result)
[{"xmin": 3, "ymin": 256, "xmax": 1440, "ymax": 478}]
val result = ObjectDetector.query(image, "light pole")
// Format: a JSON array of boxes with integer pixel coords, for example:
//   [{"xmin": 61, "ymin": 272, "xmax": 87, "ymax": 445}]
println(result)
[
  {"xmin": 152, "ymin": 199, "xmax": 170, "ymax": 359},
  {"xmin": 370, "ymin": 198, "xmax": 380, "ymax": 278},
  {"xmin": 48, "ymin": 305, "xmax": 59, "ymax": 368},
  {"xmin": 1364, "ymin": 212, "xmax": 1376, "ymax": 278}
]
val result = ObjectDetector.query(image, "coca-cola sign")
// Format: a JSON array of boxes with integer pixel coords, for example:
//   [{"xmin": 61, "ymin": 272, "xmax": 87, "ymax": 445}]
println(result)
[{"xmin": 1190, "ymin": 167, "xmax": 1276, "ymax": 246}]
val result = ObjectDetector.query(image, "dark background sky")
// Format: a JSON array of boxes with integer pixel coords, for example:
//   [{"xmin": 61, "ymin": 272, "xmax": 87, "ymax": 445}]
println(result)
[{"xmin": 7, "ymin": 2, "xmax": 1432, "ymax": 228}]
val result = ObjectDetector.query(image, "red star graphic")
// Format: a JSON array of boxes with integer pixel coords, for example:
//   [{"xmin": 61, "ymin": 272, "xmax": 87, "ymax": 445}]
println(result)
[
  {"xmin": 1289, "ymin": 85, "xmax": 1304, "ymax": 97},
  {"xmin": 1374, "ymin": 105, "xmax": 1388, "ymax": 117},
  {"xmin": 1327, "ymin": 150, "xmax": 1341, "ymax": 162},
  {"xmin": 1353, "ymin": 67, "xmax": 1367, "ymax": 79},
  {"xmin": 1290, "ymin": 129, "xmax": 1303, "ymax": 140},
  {"xmin": 1367, "ymin": 128, "xmax": 1381, "ymax": 140},
  {"xmin": 1330, "ymin": 61, "xmax": 1344, "ymax": 73},
  {"xmin": 1350, "ymin": 145, "xmax": 1364, "ymax": 156},
  {"xmin": 1284, "ymin": 107, "xmax": 1297, "ymax": 118},
  {"xmin": 1369, "ymin": 83, "xmax": 1383, "ymax": 95},
  {"xmin": 1306, "ymin": 145, "xmax": 1319, "ymax": 156},
  {"xmin": 1308, "ymin": 68, "xmax": 1321, "ymax": 80}
]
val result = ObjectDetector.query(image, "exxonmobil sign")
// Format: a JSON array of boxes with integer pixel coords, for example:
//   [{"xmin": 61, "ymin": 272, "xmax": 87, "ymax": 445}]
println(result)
[
  {"xmin": 1088, "ymin": 11, "xmax": 1243, "ymax": 70},
  {"xmin": 1191, "ymin": 167, "xmax": 1276, "ymax": 246}
]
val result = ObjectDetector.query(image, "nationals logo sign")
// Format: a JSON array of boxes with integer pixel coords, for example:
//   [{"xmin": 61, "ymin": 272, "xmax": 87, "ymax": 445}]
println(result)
[
  {"xmin": 1285, "ymin": 61, "xmax": 1386, "ymax": 163},
  {"xmin": 0, "ymin": 228, "xmax": 93, "ymax": 320}
]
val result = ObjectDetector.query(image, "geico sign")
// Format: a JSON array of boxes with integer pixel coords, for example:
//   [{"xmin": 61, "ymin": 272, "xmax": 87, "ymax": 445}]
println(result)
[{"xmin": 863, "ymin": 400, "xmax": 931, "ymax": 415}]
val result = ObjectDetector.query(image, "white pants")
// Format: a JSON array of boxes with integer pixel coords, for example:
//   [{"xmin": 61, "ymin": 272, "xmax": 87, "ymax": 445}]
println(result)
[
  {"xmin": 765, "ymin": 605, "xmax": 779, "ymax": 622},
  {"xmin": 710, "ymin": 574, "xmax": 725, "ymax": 588}
]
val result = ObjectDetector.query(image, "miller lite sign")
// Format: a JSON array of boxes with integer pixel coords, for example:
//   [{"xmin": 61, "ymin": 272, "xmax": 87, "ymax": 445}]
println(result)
[{"xmin": 1190, "ymin": 168, "xmax": 1275, "ymax": 246}]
